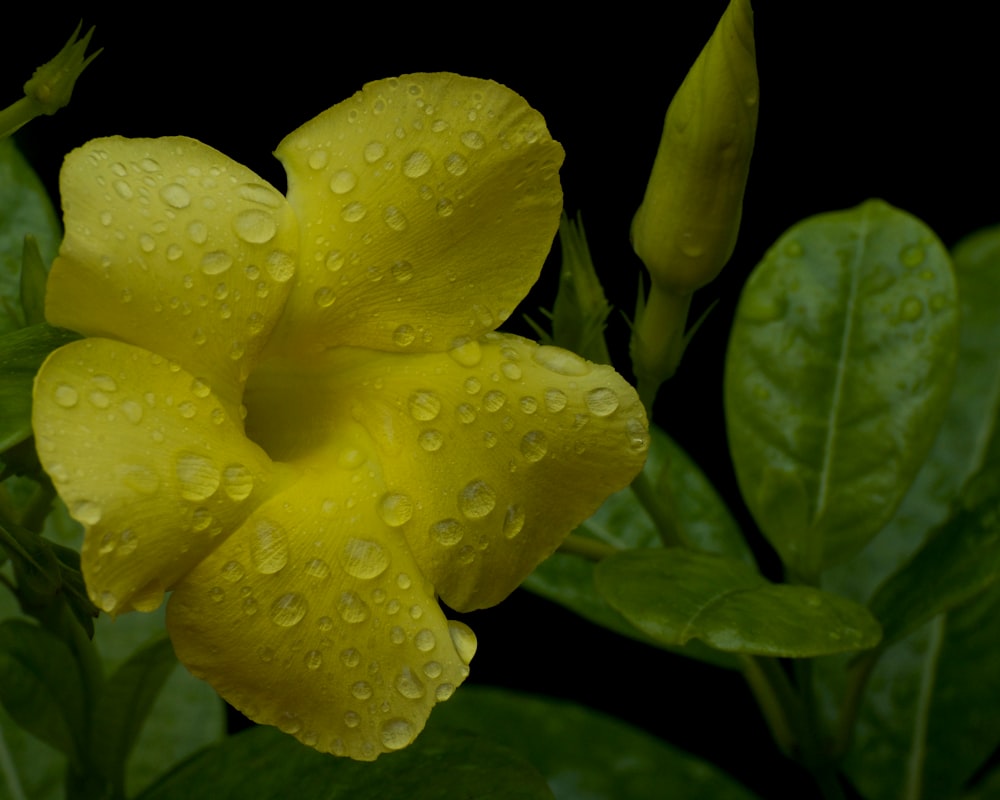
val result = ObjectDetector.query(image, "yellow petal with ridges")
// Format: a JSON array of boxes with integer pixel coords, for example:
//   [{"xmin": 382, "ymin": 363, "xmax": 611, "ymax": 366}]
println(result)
[
  {"xmin": 46, "ymin": 137, "xmax": 299, "ymax": 411},
  {"xmin": 244, "ymin": 333, "xmax": 649, "ymax": 611},
  {"xmin": 32, "ymin": 338, "xmax": 275, "ymax": 614},
  {"xmin": 270, "ymin": 73, "xmax": 564, "ymax": 356},
  {"xmin": 166, "ymin": 468, "xmax": 474, "ymax": 761}
]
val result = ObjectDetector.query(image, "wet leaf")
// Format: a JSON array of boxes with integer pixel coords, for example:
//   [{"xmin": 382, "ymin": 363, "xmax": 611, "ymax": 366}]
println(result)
[
  {"xmin": 137, "ymin": 722, "xmax": 553, "ymax": 800},
  {"xmin": 0, "ymin": 139, "xmax": 60, "ymax": 335},
  {"xmin": 596, "ymin": 548, "xmax": 881, "ymax": 656},
  {"xmin": 0, "ymin": 702, "xmax": 63, "ymax": 800},
  {"xmin": 725, "ymin": 200, "xmax": 959, "ymax": 578},
  {"xmin": 429, "ymin": 686, "xmax": 761, "ymax": 800},
  {"xmin": 524, "ymin": 425, "xmax": 748, "ymax": 667}
]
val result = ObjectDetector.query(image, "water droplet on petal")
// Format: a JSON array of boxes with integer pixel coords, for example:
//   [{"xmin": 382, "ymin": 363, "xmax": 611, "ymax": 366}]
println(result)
[
  {"xmin": 533, "ymin": 346, "xmax": 591, "ymax": 376},
  {"xmin": 444, "ymin": 152, "xmax": 468, "ymax": 176},
  {"xmin": 502, "ymin": 505, "xmax": 526, "ymax": 539},
  {"xmin": 585, "ymin": 387, "xmax": 620, "ymax": 417},
  {"xmin": 220, "ymin": 560, "xmax": 246, "ymax": 582},
  {"xmin": 408, "ymin": 391, "xmax": 442, "ymax": 421},
  {"xmin": 458, "ymin": 480, "xmax": 496, "ymax": 519},
  {"xmin": 394, "ymin": 667, "xmax": 426, "ymax": 699},
  {"xmin": 329, "ymin": 169, "xmax": 356, "ymax": 194},
  {"xmin": 418, "ymin": 429, "xmax": 443, "ymax": 452},
  {"xmin": 380, "ymin": 719, "xmax": 416, "ymax": 750},
  {"xmin": 233, "ymin": 209, "xmax": 277, "ymax": 244},
  {"xmin": 430, "ymin": 518, "xmax": 464, "ymax": 546},
  {"xmin": 338, "ymin": 591, "xmax": 371, "ymax": 623},
  {"xmin": 483, "ymin": 390, "xmax": 506, "ymax": 412},
  {"xmin": 304, "ymin": 649, "xmax": 323, "ymax": 670},
  {"xmin": 392, "ymin": 324, "xmax": 415, "ymax": 347},
  {"xmin": 175, "ymin": 452, "xmax": 220, "ymax": 501},
  {"xmin": 378, "ymin": 493, "xmax": 414, "ymax": 527},
  {"xmin": 159, "ymin": 183, "xmax": 191, "ymax": 209},
  {"xmin": 73, "ymin": 500, "xmax": 102, "ymax": 525},
  {"xmin": 250, "ymin": 518, "xmax": 289, "ymax": 574},
  {"xmin": 54, "ymin": 383, "xmax": 79, "ymax": 408},
  {"xmin": 900, "ymin": 244, "xmax": 925, "ymax": 267},
  {"xmin": 222, "ymin": 463, "xmax": 254, "ymax": 501},
  {"xmin": 460, "ymin": 131, "xmax": 485, "ymax": 150},
  {"xmin": 342, "ymin": 538, "xmax": 390, "ymax": 579},
  {"xmin": 265, "ymin": 250, "xmax": 296, "ymax": 282},
  {"xmin": 200, "ymin": 251, "xmax": 233, "ymax": 276},
  {"xmin": 402, "ymin": 150, "xmax": 432, "ymax": 178},
  {"xmin": 270, "ymin": 592, "xmax": 308, "ymax": 627},
  {"xmin": 363, "ymin": 141, "xmax": 386, "ymax": 163},
  {"xmin": 543, "ymin": 388, "xmax": 567, "ymax": 413},
  {"xmin": 448, "ymin": 620, "xmax": 478, "ymax": 664}
]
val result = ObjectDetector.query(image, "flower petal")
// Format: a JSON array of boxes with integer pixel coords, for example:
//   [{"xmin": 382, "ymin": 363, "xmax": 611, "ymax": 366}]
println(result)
[
  {"xmin": 244, "ymin": 334, "xmax": 649, "ymax": 611},
  {"xmin": 166, "ymin": 469, "xmax": 475, "ymax": 761},
  {"xmin": 46, "ymin": 137, "xmax": 299, "ymax": 410},
  {"xmin": 32, "ymin": 338, "xmax": 274, "ymax": 614},
  {"xmin": 271, "ymin": 74, "xmax": 564, "ymax": 355}
]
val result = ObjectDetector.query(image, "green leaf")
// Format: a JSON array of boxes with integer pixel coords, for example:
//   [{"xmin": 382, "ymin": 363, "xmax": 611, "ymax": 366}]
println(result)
[
  {"xmin": 595, "ymin": 549, "xmax": 881, "ymax": 656},
  {"xmin": 19, "ymin": 237, "xmax": 47, "ymax": 328},
  {"xmin": 0, "ymin": 702, "xmax": 63, "ymax": 800},
  {"xmin": 89, "ymin": 605, "xmax": 225, "ymax": 797},
  {"xmin": 0, "ymin": 516, "xmax": 62, "ymax": 599},
  {"xmin": 90, "ymin": 636, "xmax": 177, "ymax": 796},
  {"xmin": 0, "ymin": 139, "xmax": 60, "ymax": 335},
  {"xmin": 524, "ymin": 425, "xmax": 749, "ymax": 667},
  {"xmin": 429, "ymin": 686, "xmax": 761, "ymax": 800},
  {"xmin": 0, "ymin": 618, "xmax": 86, "ymax": 764},
  {"xmin": 725, "ymin": 200, "xmax": 959, "ymax": 578},
  {"xmin": 138, "ymin": 722, "xmax": 553, "ymax": 800},
  {"xmin": 844, "ymin": 584, "xmax": 1000, "ymax": 799},
  {"xmin": 869, "ymin": 440, "xmax": 1000, "ymax": 647},
  {"xmin": 824, "ymin": 222, "xmax": 1000, "ymax": 605},
  {"xmin": 0, "ymin": 324, "xmax": 80, "ymax": 452}
]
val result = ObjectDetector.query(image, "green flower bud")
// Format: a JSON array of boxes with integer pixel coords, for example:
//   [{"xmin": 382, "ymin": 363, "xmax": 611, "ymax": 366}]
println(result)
[
  {"xmin": 631, "ymin": 0, "xmax": 758, "ymax": 292},
  {"xmin": 0, "ymin": 23, "xmax": 100, "ymax": 139}
]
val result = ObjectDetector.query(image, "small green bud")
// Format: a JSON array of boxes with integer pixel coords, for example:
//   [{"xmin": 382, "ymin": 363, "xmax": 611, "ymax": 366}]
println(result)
[
  {"xmin": 631, "ymin": 0, "xmax": 758, "ymax": 292},
  {"xmin": 551, "ymin": 214, "xmax": 612, "ymax": 365},
  {"xmin": 0, "ymin": 23, "xmax": 100, "ymax": 139}
]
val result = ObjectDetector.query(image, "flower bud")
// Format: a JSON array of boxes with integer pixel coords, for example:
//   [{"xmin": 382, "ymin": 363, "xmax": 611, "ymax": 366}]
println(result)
[{"xmin": 631, "ymin": 0, "xmax": 758, "ymax": 292}]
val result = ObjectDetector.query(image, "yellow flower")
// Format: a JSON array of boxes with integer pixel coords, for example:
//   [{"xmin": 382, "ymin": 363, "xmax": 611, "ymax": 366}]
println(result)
[{"xmin": 32, "ymin": 74, "xmax": 649, "ymax": 760}]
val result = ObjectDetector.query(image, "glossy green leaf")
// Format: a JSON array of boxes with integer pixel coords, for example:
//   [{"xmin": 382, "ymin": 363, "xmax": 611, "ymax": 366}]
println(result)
[
  {"xmin": 138, "ymin": 722, "xmax": 553, "ymax": 800},
  {"xmin": 430, "ymin": 686, "xmax": 761, "ymax": 800},
  {"xmin": 90, "ymin": 636, "xmax": 177, "ymax": 796},
  {"xmin": 19, "ymin": 236, "xmax": 47, "ymax": 328},
  {"xmin": 0, "ymin": 618, "xmax": 86, "ymax": 763},
  {"xmin": 596, "ymin": 549, "xmax": 881, "ymax": 656},
  {"xmin": 0, "ymin": 139, "xmax": 60, "ymax": 335},
  {"xmin": 824, "ymin": 222, "xmax": 1000, "ymax": 605},
  {"xmin": 844, "ymin": 584, "xmax": 1000, "ymax": 799},
  {"xmin": 0, "ymin": 325, "xmax": 81, "ymax": 452},
  {"xmin": 725, "ymin": 200, "xmax": 959, "ymax": 578},
  {"xmin": 870, "ymin": 444, "xmax": 1000, "ymax": 647},
  {"xmin": 524, "ymin": 425, "xmax": 749, "ymax": 667}
]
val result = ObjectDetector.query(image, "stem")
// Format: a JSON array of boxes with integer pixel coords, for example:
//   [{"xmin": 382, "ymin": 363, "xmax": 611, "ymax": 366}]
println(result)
[
  {"xmin": 558, "ymin": 533, "xmax": 620, "ymax": 561},
  {"xmin": 631, "ymin": 470, "xmax": 684, "ymax": 547},
  {"xmin": 0, "ymin": 97, "xmax": 42, "ymax": 139},
  {"xmin": 833, "ymin": 649, "xmax": 879, "ymax": 758},
  {"xmin": 632, "ymin": 285, "xmax": 692, "ymax": 413},
  {"xmin": 741, "ymin": 655, "xmax": 847, "ymax": 799}
]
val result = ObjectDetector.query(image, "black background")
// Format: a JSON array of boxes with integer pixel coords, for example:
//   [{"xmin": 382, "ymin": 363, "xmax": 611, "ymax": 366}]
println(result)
[{"xmin": 5, "ymin": 2, "xmax": 997, "ymax": 795}]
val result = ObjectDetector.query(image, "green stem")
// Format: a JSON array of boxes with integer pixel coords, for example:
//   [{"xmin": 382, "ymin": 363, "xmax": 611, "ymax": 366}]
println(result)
[
  {"xmin": 833, "ymin": 649, "xmax": 879, "ymax": 759},
  {"xmin": 632, "ymin": 285, "xmax": 692, "ymax": 413},
  {"xmin": 0, "ymin": 97, "xmax": 41, "ymax": 139},
  {"xmin": 558, "ymin": 533, "xmax": 620, "ymax": 561},
  {"xmin": 739, "ymin": 655, "xmax": 798, "ymax": 756},
  {"xmin": 631, "ymin": 470, "xmax": 684, "ymax": 548}
]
